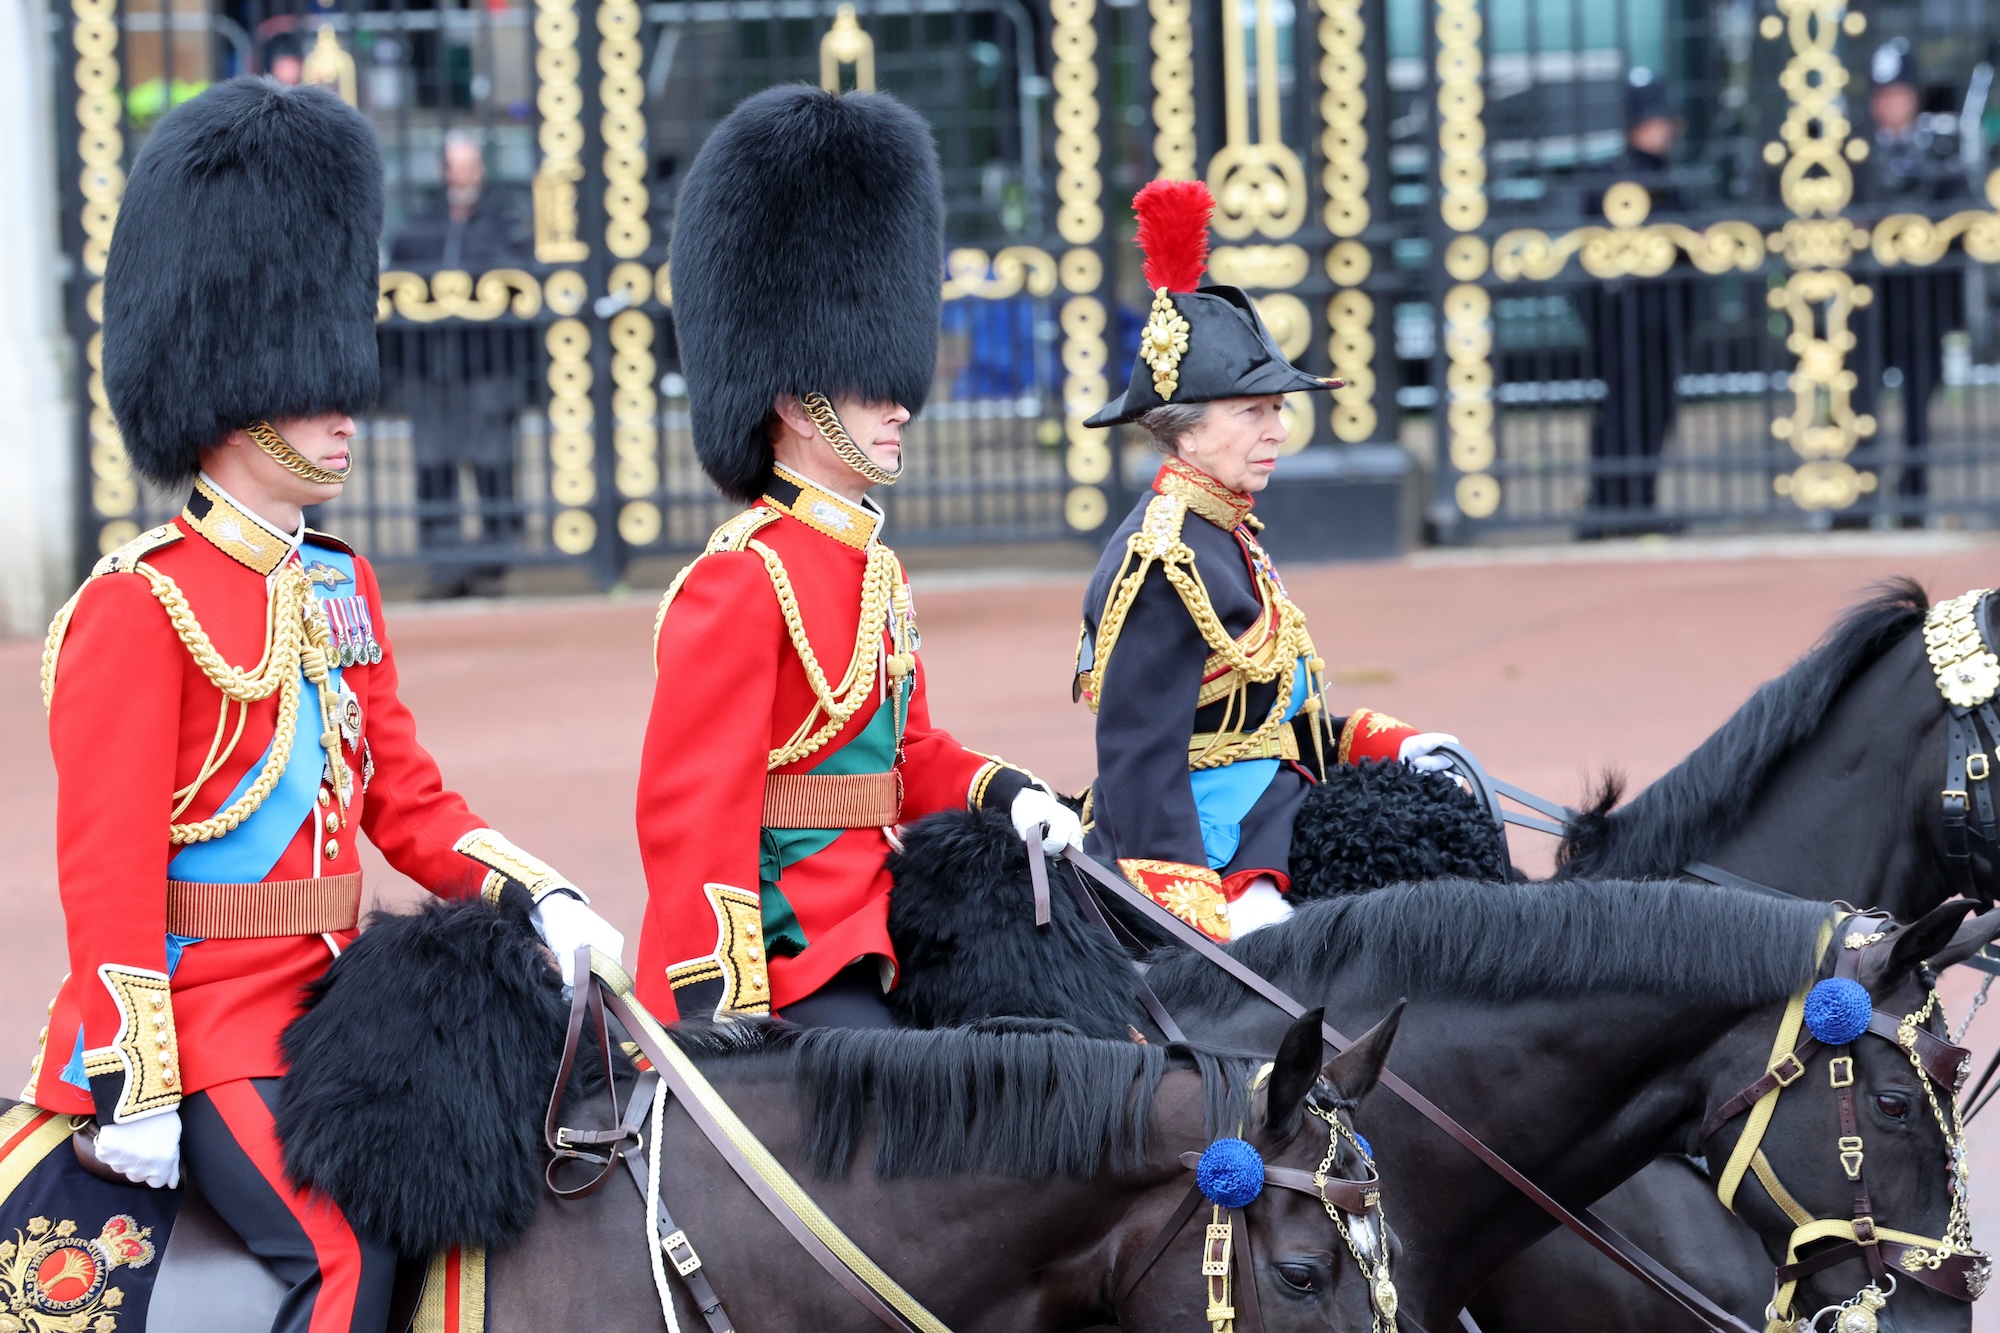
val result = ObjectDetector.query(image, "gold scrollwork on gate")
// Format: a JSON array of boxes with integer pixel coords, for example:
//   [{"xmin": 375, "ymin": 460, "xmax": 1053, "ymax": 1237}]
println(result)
[
  {"xmin": 1491, "ymin": 183, "xmax": 1765, "ymax": 281},
  {"xmin": 1209, "ymin": 245, "xmax": 1308, "ymax": 290},
  {"xmin": 599, "ymin": 0, "xmax": 649, "ymax": 261},
  {"xmin": 1149, "ymin": 0, "xmax": 1194, "ymax": 179},
  {"xmin": 1051, "ymin": 0, "xmax": 1109, "ymax": 531},
  {"xmin": 378, "ymin": 270, "xmax": 542, "ymax": 323},
  {"xmin": 1443, "ymin": 284, "xmax": 1498, "ymax": 518},
  {"xmin": 1761, "ymin": 0, "xmax": 1875, "ymax": 511},
  {"xmin": 301, "ymin": 26, "xmax": 357, "ymax": 106},
  {"xmin": 1873, "ymin": 170, "xmax": 2000, "ymax": 267},
  {"xmin": 74, "ymin": 0, "xmax": 135, "ymax": 553},
  {"xmin": 1435, "ymin": 0, "xmax": 1492, "ymax": 515},
  {"xmin": 820, "ymin": 4, "xmax": 875, "ymax": 93},
  {"xmin": 1207, "ymin": 0, "xmax": 1306, "ymax": 239},
  {"xmin": 1320, "ymin": 0, "xmax": 1375, "ymax": 441},
  {"xmin": 941, "ymin": 247, "xmax": 1059, "ymax": 301},
  {"xmin": 610, "ymin": 310, "xmax": 662, "ymax": 546},
  {"xmin": 546, "ymin": 317, "xmax": 597, "ymax": 553},
  {"xmin": 532, "ymin": 0, "xmax": 588, "ymax": 264}
]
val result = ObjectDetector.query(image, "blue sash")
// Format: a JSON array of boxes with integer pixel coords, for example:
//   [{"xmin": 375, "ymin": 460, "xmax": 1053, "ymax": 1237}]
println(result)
[
  {"xmin": 164, "ymin": 547, "xmax": 357, "ymax": 885},
  {"xmin": 1188, "ymin": 657, "xmax": 1312, "ymax": 869}
]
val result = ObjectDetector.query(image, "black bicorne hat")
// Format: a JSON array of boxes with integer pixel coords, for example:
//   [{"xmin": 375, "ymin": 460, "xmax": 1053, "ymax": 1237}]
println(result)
[
  {"xmin": 102, "ymin": 77, "xmax": 384, "ymax": 488},
  {"xmin": 1086, "ymin": 179, "xmax": 1333, "ymax": 430},
  {"xmin": 668, "ymin": 85, "xmax": 944, "ymax": 502}
]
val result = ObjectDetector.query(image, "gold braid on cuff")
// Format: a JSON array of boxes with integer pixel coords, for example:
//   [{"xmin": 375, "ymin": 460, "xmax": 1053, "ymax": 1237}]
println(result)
[
  {"xmin": 456, "ymin": 828, "xmax": 582, "ymax": 905},
  {"xmin": 89, "ymin": 965, "xmax": 182, "ymax": 1121},
  {"xmin": 247, "ymin": 420, "xmax": 352, "ymax": 487},
  {"xmin": 803, "ymin": 393, "xmax": 900, "ymax": 487}
]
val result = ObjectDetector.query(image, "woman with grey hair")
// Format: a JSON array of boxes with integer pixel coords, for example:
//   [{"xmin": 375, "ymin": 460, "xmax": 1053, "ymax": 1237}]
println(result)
[{"xmin": 1072, "ymin": 180, "xmax": 1456, "ymax": 941}]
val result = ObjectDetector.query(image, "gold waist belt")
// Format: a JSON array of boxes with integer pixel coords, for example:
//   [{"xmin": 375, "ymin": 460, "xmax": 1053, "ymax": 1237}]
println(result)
[
  {"xmin": 165, "ymin": 872, "xmax": 364, "ymax": 939},
  {"xmin": 1188, "ymin": 727, "xmax": 1300, "ymax": 767},
  {"xmin": 763, "ymin": 771, "xmax": 902, "ymax": 829}
]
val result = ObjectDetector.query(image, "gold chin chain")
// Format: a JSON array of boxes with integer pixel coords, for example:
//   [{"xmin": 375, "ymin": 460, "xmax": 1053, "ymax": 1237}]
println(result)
[
  {"xmin": 248, "ymin": 420, "xmax": 352, "ymax": 487},
  {"xmin": 802, "ymin": 393, "xmax": 901, "ymax": 487}
]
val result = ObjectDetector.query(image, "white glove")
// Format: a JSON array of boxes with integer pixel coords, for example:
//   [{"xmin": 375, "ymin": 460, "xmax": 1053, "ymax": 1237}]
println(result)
[
  {"xmin": 1398, "ymin": 732, "xmax": 1460, "ymax": 775},
  {"xmin": 531, "ymin": 892, "xmax": 626, "ymax": 988},
  {"xmin": 1011, "ymin": 786, "xmax": 1084, "ymax": 856},
  {"xmin": 94, "ymin": 1110, "xmax": 182, "ymax": 1189},
  {"xmin": 1227, "ymin": 876, "xmax": 1294, "ymax": 936}
]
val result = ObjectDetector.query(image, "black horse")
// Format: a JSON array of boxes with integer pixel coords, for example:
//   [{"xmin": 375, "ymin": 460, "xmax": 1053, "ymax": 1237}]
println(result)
[
  {"xmin": 1477, "ymin": 578, "xmax": 2000, "ymax": 1333},
  {"xmin": 65, "ymin": 897, "xmax": 1408, "ymax": 1332},
  {"xmin": 1132, "ymin": 879, "xmax": 1998, "ymax": 1333}
]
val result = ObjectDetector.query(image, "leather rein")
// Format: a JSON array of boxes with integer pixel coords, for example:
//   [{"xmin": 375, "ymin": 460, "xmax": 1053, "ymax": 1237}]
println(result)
[{"xmin": 541, "ymin": 947, "xmax": 1371, "ymax": 1333}]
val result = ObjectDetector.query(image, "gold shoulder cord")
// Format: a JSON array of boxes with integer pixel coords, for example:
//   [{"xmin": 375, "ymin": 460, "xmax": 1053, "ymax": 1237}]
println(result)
[
  {"xmin": 651, "ymin": 507, "xmax": 907, "ymax": 772},
  {"xmin": 1082, "ymin": 493, "xmax": 1326, "ymax": 770},
  {"xmin": 43, "ymin": 541, "xmax": 347, "ymax": 845}
]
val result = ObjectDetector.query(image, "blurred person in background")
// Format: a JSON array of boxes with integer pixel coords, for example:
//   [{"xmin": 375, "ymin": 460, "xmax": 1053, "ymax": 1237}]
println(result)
[
  {"xmin": 385, "ymin": 131, "xmax": 533, "ymax": 596},
  {"xmin": 1579, "ymin": 70, "xmax": 1692, "ymax": 538},
  {"xmin": 1851, "ymin": 38, "xmax": 1969, "ymax": 525}
]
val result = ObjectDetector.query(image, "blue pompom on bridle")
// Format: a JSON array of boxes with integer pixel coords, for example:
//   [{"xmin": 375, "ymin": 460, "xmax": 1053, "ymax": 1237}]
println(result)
[
  {"xmin": 1803, "ymin": 977, "xmax": 1872, "ymax": 1046},
  {"xmin": 1196, "ymin": 1138, "xmax": 1265, "ymax": 1208}
]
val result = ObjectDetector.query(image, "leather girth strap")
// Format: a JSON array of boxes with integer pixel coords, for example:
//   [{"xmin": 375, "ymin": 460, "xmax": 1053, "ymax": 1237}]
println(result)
[{"xmin": 1054, "ymin": 844, "xmax": 1764, "ymax": 1333}]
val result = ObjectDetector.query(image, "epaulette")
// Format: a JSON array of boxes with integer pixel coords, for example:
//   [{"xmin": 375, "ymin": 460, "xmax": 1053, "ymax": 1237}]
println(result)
[
  {"xmin": 303, "ymin": 526, "xmax": 356, "ymax": 556},
  {"xmin": 705, "ymin": 506, "xmax": 781, "ymax": 554},
  {"xmin": 653, "ymin": 507, "xmax": 782, "ymax": 664},
  {"xmin": 1133, "ymin": 492, "xmax": 1191, "ymax": 561},
  {"xmin": 89, "ymin": 522, "xmax": 183, "ymax": 577},
  {"xmin": 45, "ymin": 523, "xmax": 185, "ymax": 709}
]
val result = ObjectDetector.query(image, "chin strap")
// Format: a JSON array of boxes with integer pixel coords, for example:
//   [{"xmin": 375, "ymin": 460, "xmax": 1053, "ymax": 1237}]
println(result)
[
  {"xmin": 803, "ymin": 393, "xmax": 900, "ymax": 487},
  {"xmin": 247, "ymin": 420, "xmax": 351, "ymax": 486}
]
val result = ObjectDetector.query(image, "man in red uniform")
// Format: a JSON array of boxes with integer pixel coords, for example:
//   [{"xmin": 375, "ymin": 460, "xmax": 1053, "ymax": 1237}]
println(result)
[
  {"xmin": 24, "ymin": 79, "xmax": 621, "ymax": 1333},
  {"xmin": 639, "ymin": 86, "xmax": 1077, "ymax": 1026}
]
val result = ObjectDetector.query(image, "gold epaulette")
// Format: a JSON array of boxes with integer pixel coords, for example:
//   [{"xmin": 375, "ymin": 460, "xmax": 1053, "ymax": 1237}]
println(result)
[
  {"xmin": 652, "ymin": 506, "xmax": 782, "ymax": 663},
  {"xmin": 42, "ymin": 523, "xmax": 186, "ymax": 709},
  {"xmin": 1075, "ymin": 494, "xmax": 1196, "ymax": 713}
]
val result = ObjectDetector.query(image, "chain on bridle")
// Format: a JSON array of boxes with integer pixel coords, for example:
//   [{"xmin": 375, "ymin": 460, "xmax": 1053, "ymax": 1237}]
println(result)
[
  {"xmin": 1116, "ymin": 1074, "xmax": 1402, "ymax": 1333},
  {"xmin": 1925, "ymin": 590, "xmax": 2000, "ymax": 911},
  {"xmin": 1696, "ymin": 912, "xmax": 1988, "ymax": 1333}
]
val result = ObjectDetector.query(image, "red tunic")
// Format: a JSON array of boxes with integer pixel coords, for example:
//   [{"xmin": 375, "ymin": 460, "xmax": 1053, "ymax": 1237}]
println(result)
[
  {"xmin": 638, "ymin": 468, "xmax": 1031, "ymax": 1019},
  {"xmin": 29, "ymin": 478, "xmax": 563, "ymax": 1122}
]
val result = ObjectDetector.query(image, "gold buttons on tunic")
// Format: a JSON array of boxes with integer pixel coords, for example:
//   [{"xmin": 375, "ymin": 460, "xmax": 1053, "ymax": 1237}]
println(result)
[
  {"xmin": 325, "ymin": 811, "xmax": 340, "ymax": 833},
  {"xmin": 324, "ymin": 839, "xmax": 340, "ymax": 860}
]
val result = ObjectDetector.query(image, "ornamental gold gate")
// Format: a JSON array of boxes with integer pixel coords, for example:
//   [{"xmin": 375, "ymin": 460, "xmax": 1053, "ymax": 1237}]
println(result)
[{"xmin": 57, "ymin": 0, "xmax": 2000, "ymax": 581}]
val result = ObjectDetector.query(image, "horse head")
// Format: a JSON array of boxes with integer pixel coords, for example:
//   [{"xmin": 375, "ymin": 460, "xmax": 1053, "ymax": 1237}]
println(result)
[{"xmin": 1697, "ymin": 900, "xmax": 2000, "ymax": 1332}]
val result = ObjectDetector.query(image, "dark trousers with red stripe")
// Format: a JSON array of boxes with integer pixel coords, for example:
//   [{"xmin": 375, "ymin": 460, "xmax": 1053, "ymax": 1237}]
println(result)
[{"xmin": 180, "ymin": 1079, "xmax": 396, "ymax": 1333}]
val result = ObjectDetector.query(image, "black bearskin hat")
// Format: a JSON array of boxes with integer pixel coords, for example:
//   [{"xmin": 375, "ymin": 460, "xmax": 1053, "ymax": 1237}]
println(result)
[
  {"xmin": 669, "ymin": 85, "xmax": 944, "ymax": 502},
  {"xmin": 102, "ymin": 77, "xmax": 384, "ymax": 488}
]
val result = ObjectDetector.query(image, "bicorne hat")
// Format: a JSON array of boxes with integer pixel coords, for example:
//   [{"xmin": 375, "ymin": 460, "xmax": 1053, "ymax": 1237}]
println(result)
[
  {"xmin": 101, "ymin": 77, "xmax": 384, "ymax": 488},
  {"xmin": 1085, "ymin": 180, "xmax": 1333, "ymax": 429},
  {"xmin": 667, "ymin": 85, "xmax": 944, "ymax": 502}
]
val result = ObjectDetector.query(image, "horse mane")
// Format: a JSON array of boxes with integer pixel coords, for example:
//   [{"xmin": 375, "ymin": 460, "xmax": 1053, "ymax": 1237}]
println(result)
[
  {"xmin": 1556, "ymin": 577, "xmax": 1930, "ymax": 879},
  {"xmin": 671, "ymin": 1020, "xmax": 1260, "ymax": 1180},
  {"xmin": 1147, "ymin": 879, "xmax": 1835, "ymax": 1016}
]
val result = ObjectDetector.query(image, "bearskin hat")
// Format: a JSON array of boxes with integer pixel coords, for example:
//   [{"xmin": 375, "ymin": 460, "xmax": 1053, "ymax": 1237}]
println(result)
[
  {"xmin": 669, "ymin": 86, "xmax": 944, "ymax": 502},
  {"xmin": 102, "ymin": 77, "xmax": 384, "ymax": 488}
]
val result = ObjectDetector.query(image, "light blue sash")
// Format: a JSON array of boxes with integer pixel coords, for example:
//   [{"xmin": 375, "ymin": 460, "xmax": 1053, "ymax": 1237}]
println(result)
[
  {"xmin": 1188, "ymin": 658, "xmax": 1312, "ymax": 869},
  {"xmin": 164, "ymin": 547, "xmax": 356, "ymax": 885}
]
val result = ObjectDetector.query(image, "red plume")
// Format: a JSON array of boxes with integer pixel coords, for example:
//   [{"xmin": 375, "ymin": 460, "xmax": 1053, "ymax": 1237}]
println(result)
[{"xmin": 1134, "ymin": 179, "xmax": 1213, "ymax": 292}]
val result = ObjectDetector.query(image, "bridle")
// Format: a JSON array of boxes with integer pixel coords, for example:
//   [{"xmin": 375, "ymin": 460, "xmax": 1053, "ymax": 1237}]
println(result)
[
  {"xmin": 1696, "ymin": 911, "xmax": 1988, "ymax": 1331},
  {"xmin": 1114, "ymin": 1081, "xmax": 1402, "ymax": 1333},
  {"xmin": 1924, "ymin": 589, "xmax": 2000, "ymax": 911}
]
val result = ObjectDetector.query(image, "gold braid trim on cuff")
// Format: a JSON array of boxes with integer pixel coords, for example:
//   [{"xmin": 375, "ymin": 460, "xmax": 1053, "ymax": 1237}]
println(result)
[
  {"xmin": 457, "ymin": 829, "xmax": 582, "ymax": 906},
  {"xmin": 665, "ymin": 884, "xmax": 771, "ymax": 1017},
  {"xmin": 92, "ymin": 965, "xmax": 181, "ymax": 1121},
  {"xmin": 1119, "ymin": 858, "xmax": 1230, "ymax": 941}
]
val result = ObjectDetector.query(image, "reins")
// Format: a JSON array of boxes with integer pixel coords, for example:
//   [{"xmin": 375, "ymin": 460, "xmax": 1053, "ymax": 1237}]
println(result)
[
  {"xmin": 544, "ymin": 947, "xmax": 1364, "ymax": 1333},
  {"xmin": 1041, "ymin": 836, "xmax": 1765, "ymax": 1333}
]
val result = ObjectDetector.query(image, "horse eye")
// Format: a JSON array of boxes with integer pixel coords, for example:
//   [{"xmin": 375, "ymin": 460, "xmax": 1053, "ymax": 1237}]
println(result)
[
  {"xmin": 1876, "ymin": 1093, "xmax": 1910, "ymax": 1121},
  {"xmin": 1277, "ymin": 1263, "xmax": 1318, "ymax": 1293}
]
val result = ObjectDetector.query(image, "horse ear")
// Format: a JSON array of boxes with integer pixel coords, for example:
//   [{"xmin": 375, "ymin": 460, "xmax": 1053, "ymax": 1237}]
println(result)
[
  {"xmin": 1264, "ymin": 1008, "xmax": 1327, "ymax": 1139},
  {"xmin": 1323, "ymin": 1000, "xmax": 1406, "ymax": 1105},
  {"xmin": 1860, "ymin": 900, "xmax": 1977, "ymax": 993},
  {"xmin": 1924, "ymin": 906, "xmax": 2000, "ymax": 972}
]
